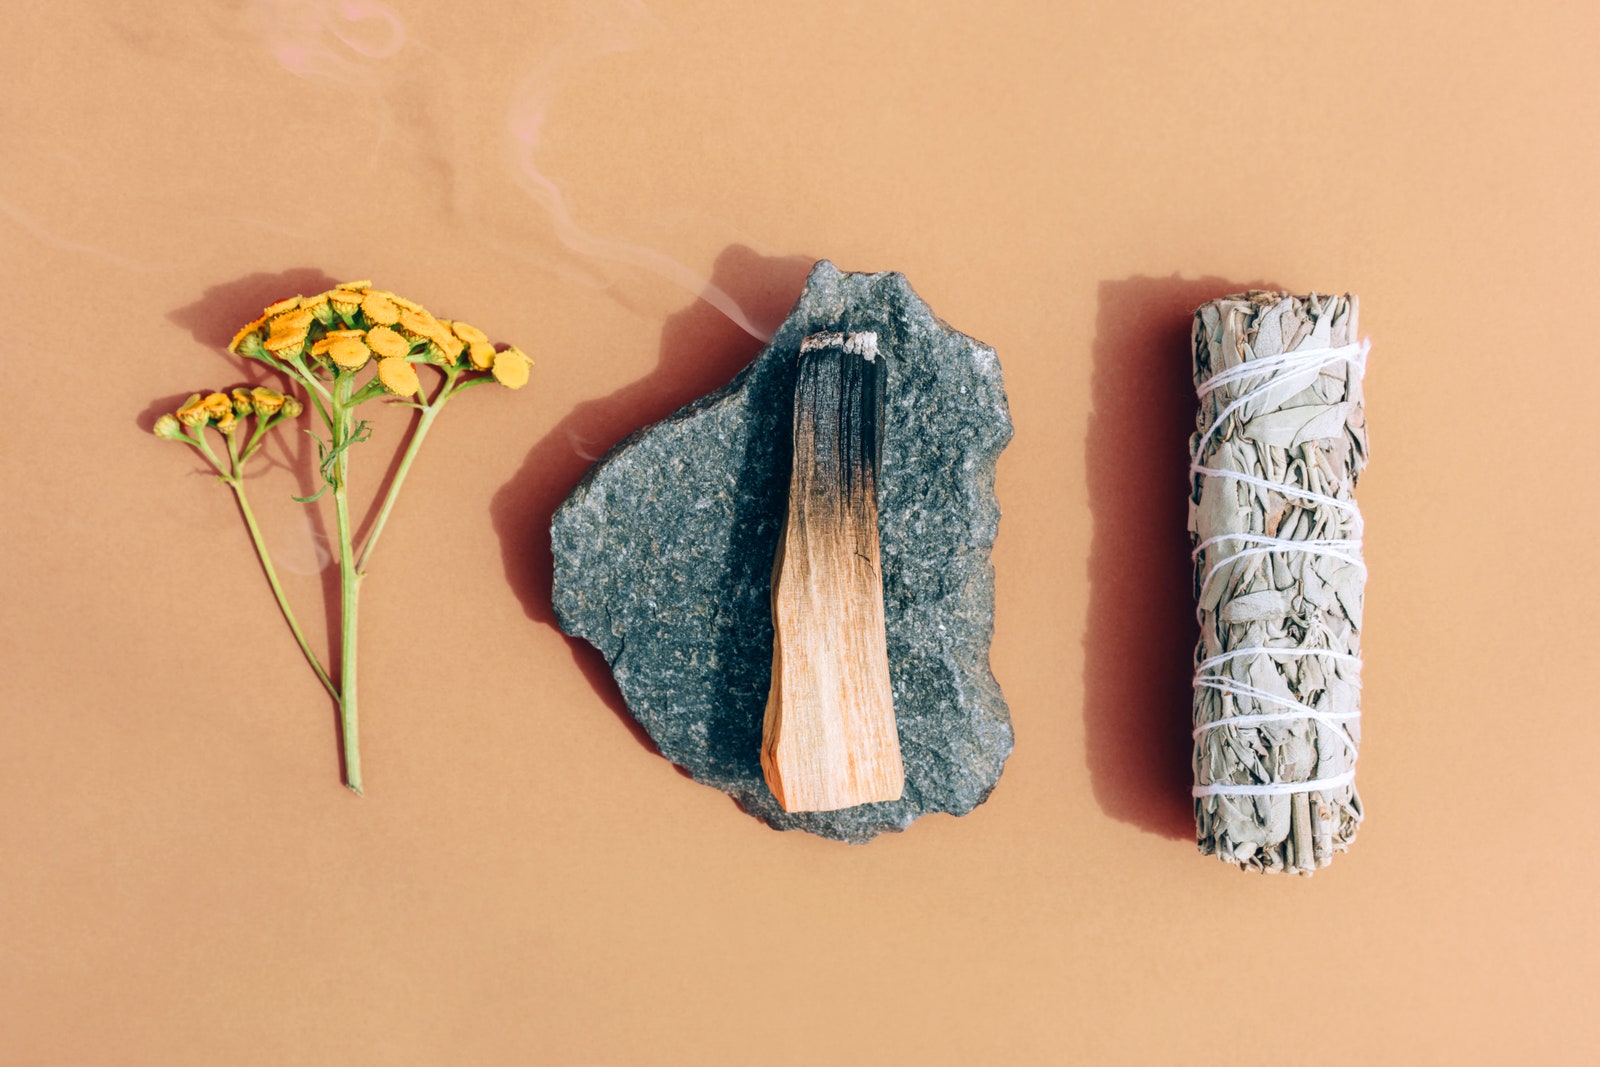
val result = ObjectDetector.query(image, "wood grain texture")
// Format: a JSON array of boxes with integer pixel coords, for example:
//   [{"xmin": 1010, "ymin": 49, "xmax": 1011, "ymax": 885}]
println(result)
[{"xmin": 761, "ymin": 331, "xmax": 904, "ymax": 812}]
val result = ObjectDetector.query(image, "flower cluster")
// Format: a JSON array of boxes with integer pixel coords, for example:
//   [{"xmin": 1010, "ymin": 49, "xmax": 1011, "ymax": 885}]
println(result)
[
  {"xmin": 147, "ymin": 277, "xmax": 535, "ymax": 794},
  {"xmin": 154, "ymin": 386, "xmax": 304, "ymax": 440},
  {"xmin": 228, "ymin": 280, "xmax": 532, "ymax": 395}
]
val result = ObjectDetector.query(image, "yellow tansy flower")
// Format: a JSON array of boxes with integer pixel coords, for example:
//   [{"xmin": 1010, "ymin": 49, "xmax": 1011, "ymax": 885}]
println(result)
[
  {"xmin": 491, "ymin": 346, "xmax": 532, "ymax": 390},
  {"xmin": 364, "ymin": 325, "xmax": 410, "ymax": 360},
  {"xmin": 263, "ymin": 296, "xmax": 301, "ymax": 316},
  {"xmin": 264, "ymin": 327, "xmax": 309, "ymax": 354},
  {"xmin": 399, "ymin": 311, "xmax": 459, "ymax": 371},
  {"xmin": 337, "ymin": 279, "xmax": 373, "ymax": 291},
  {"xmin": 328, "ymin": 290, "xmax": 364, "ymax": 312},
  {"xmin": 153, "ymin": 413, "xmax": 185, "ymax": 440},
  {"xmin": 451, "ymin": 320, "xmax": 489, "ymax": 345},
  {"xmin": 251, "ymin": 387, "xmax": 286, "ymax": 417},
  {"xmin": 311, "ymin": 329, "xmax": 363, "ymax": 359},
  {"xmin": 229, "ymin": 315, "xmax": 268, "ymax": 353},
  {"xmin": 361, "ymin": 292, "xmax": 401, "ymax": 326},
  {"xmin": 398, "ymin": 307, "xmax": 444, "ymax": 342},
  {"xmin": 376, "ymin": 356, "xmax": 420, "ymax": 397},
  {"xmin": 200, "ymin": 392, "xmax": 237, "ymax": 432},
  {"xmin": 175, "ymin": 394, "xmax": 207, "ymax": 427},
  {"xmin": 467, "ymin": 341, "xmax": 495, "ymax": 370},
  {"xmin": 272, "ymin": 308, "xmax": 316, "ymax": 332},
  {"xmin": 431, "ymin": 326, "xmax": 465, "ymax": 365},
  {"xmin": 328, "ymin": 336, "xmax": 372, "ymax": 370},
  {"xmin": 231, "ymin": 388, "xmax": 255, "ymax": 415}
]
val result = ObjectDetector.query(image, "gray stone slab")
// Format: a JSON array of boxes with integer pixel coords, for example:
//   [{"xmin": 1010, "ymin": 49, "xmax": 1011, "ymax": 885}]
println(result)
[{"xmin": 550, "ymin": 261, "xmax": 1013, "ymax": 842}]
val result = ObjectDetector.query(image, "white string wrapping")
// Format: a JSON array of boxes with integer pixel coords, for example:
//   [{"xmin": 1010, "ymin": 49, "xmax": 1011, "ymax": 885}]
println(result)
[{"xmin": 1189, "ymin": 337, "xmax": 1369, "ymax": 802}]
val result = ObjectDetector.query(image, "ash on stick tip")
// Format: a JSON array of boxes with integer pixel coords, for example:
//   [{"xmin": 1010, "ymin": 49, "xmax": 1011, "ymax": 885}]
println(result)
[{"xmin": 800, "ymin": 330, "xmax": 879, "ymax": 361}]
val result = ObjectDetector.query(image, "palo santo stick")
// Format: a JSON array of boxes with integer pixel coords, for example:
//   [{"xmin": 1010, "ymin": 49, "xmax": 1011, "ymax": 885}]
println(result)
[{"xmin": 762, "ymin": 330, "xmax": 904, "ymax": 812}]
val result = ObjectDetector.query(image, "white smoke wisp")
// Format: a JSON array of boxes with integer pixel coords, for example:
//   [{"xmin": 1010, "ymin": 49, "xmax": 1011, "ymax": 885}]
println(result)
[
  {"xmin": 0, "ymin": 193, "xmax": 174, "ymax": 272},
  {"xmin": 243, "ymin": 0, "xmax": 406, "ymax": 83},
  {"xmin": 241, "ymin": 0, "xmax": 768, "ymax": 341},
  {"xmin": 503, "ymin": 1, "xmax": 768, "ymax": 340}
]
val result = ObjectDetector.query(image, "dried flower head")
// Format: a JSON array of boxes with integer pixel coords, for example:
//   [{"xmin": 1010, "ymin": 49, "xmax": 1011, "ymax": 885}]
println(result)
[
  {"xmin": 176, "ymin": 394, "xmax": 208, "ymax": 427},
  {"xmin": 200, "ymin": 392, "xmax": 236, "ymax": 432},
  {"xmin": 264, "ymin": 326, "xmax": 310, "ymax": 355},
  {"xmin": 361, "ymin": 292, "xmax": 401, "ymax": 326},
  {"xmin": 229, "ymin": 316, "xmax": 268, "ymax": 354},
  {"xmin": 273, "ymin": 308, "xmax": 316, "ymax": 332},
  {"xmin": 311, "ymin": 329, "xmax": 362, "ymax": 359},
  {"xmin": 301, "ymin": 293, "xmax": 336, "ymax": 325},
  {"xmin": 327, "ymin": 336, "xmax": 372, "ymax": 371},
  {"xmin": 376, "ymin": 356, "xmax": 420, "ymax": 397},
  {"xmin": 429, "ymin": 325, "xmax": 465, "ymax": 366},
  {"xmin": 364, "ymin": 325, "xmax": 410, "ymax": 360},
  {"xmin": 280, "ymin": 395, "xmax": 304, "ymax": 418},
  {"xmin": 329, "ymin": 289, "xmax": 364, "ymax": 312},
  {"xmin": 251, "ymin": 387, "xmax": 286, "ymax": 417},
  {"xmin": 202, "ymin": 392, "xmax": 234, "ymax": 420},
  {"xmin": 491, "ymin": 346, "xmax": 532, "ymax": 390},
  {"xmin": 397, "ymin": 307, "xmax": 444, "ymax": 343}
]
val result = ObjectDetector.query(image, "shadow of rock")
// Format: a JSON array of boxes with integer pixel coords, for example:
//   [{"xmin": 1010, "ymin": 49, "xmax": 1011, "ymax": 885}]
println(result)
[
  {"xmin": 1084, "ymin": 274, "xmax": 1279, "ymax": 841},
  {"xmin": 491, "ymin": 245, "xmax": 815, "ymax": 751}
]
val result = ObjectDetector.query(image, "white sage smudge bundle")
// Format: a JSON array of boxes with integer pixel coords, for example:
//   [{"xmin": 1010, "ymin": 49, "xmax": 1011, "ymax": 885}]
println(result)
[{"xmin": 1188, "ymin": 291, "xmax": 1369, "ymax": 874}]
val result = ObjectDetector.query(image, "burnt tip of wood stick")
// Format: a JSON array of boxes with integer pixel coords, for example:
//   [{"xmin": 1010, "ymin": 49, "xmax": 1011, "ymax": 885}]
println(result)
[{"xmin": 791, "ymin": 330, "xmax": 885, "ymax": 516}]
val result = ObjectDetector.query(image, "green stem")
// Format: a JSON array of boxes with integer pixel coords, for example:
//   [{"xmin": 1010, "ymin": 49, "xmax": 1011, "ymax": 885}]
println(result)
[
  {"xmin": 306, "ymin": 388, "xmax": 332, "ymax": 430},
  {"xmin": 240, "ymin": 413, "xmax": 271, "ymax": 463},
  {"xmin": 354, "ymin": 386, "xmax": 451, "ymax": 575},
  {"xmin": 331, "ymin": 376, "xmax": 364, "ymax": 795},
  {"xmin": 198, "ymin": 425, "xmax": 338, "ymax": 703},
  {"xmin": 285, "ymin": 352, "xmax": 334, "ymax": 402},
  {"xmin": 227, "ymin": 477, "xmax": 340, "ymax": 702},
  {"xmin": 192, "ymin": 427, "xmax": 227, "ymax": 475}
]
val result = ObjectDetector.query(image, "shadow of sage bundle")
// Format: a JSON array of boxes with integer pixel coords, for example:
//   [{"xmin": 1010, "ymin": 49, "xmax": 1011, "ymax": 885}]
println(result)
[{"xmin": 1188, "ymin": 291, "xmax": 1369, "ymax": 874}]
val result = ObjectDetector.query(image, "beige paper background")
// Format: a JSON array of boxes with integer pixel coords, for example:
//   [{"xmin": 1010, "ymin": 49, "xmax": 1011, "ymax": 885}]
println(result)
[{"xmin": 3, "ymin": 1, "xmax": 1596, "ymax": 1063}]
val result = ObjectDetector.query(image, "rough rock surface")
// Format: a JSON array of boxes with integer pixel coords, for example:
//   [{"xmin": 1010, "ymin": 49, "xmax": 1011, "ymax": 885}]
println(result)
[{"xmin": 551, "ymin": 261, "xmax": 1013, "ymax": 842}]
